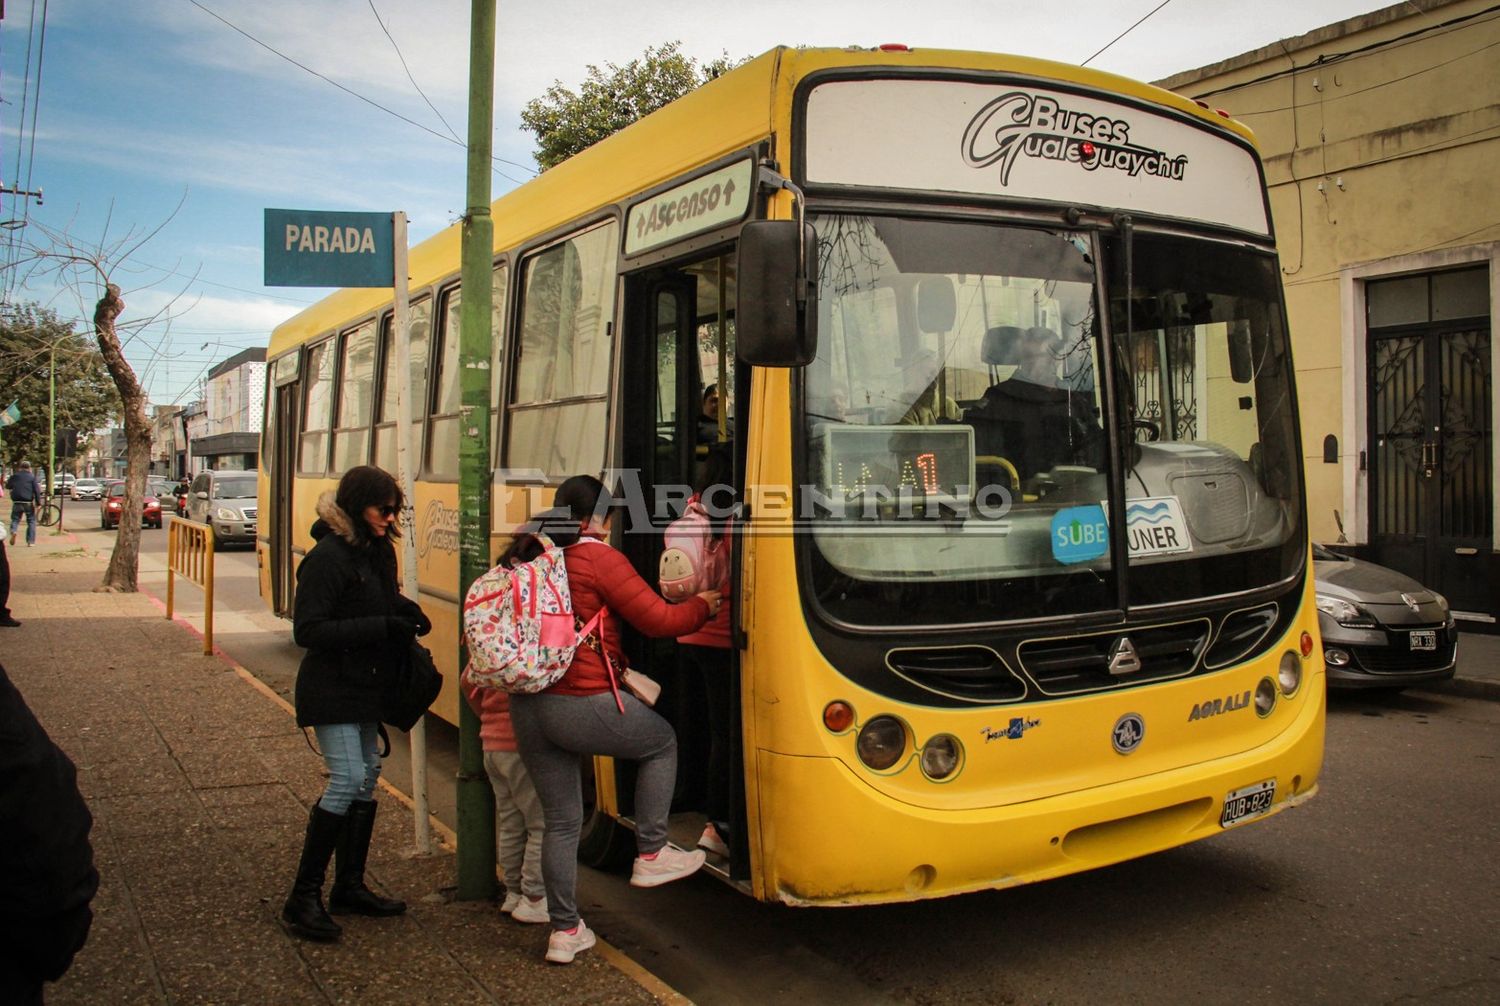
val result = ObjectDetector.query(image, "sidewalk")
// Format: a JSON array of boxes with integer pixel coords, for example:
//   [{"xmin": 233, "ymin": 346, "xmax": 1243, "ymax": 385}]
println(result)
[
  {"xmin": 1435, "ymin": 623, "xmax": 1500, "ymax": 702},
  {"xmin": 1, "ymin": 534, "xmax": 676, "ymax": 1005}
]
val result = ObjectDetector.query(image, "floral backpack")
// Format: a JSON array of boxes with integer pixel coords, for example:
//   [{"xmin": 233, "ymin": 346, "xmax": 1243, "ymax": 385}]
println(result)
[{"xmin": 461, "ymin": 533, "xmax": 603, "ymax": 693}]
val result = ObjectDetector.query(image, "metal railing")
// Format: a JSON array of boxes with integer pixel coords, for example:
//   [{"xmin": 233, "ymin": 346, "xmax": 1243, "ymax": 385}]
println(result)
[{"xmin": 166, "ymin": 518, "xmax": 215, "ymax": 654}]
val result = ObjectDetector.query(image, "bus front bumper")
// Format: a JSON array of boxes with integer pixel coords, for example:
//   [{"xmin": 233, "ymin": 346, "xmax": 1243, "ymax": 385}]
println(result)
[{"xmin": 756, "ymin": 684, "xmax": 1325, "ymax": 906}]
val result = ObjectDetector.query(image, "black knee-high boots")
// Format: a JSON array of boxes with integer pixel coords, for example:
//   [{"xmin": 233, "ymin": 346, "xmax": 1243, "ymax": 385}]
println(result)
[
  {"xmin": 328, "ymin": 799, "xmax": 406, "ymax": 917},
  {"xmin": 280, "ymin": 805, "xmax": 345, "ymax": 942}
]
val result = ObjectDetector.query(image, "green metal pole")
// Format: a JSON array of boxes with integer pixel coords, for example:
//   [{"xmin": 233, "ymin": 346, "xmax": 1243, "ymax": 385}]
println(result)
[
  {"xmin": 48, "ymin": 344, "xmax": 57, "ymax": 525},
  {"xmin": 455, "ymin": 0, "xmax": 498, "ymax": 902}
]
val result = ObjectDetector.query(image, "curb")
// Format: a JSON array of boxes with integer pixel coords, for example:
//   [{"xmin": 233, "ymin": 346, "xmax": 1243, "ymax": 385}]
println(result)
[
  {"xmin": 23, "ymin": 538, "xmax": 689, "ymax": 1002},
  {"xmin": 1415, "ymin": 677, "xmax": 1500, "ymax": 703}
]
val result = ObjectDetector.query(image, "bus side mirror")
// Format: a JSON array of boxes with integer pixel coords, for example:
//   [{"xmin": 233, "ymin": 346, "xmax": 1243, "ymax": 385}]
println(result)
[
  {"xmin": 1227, "ymin": 325, "xmax": 1255, "ymax": 383},
  {"xmin": 737, "ymin": 220, "xmax": 818, "ymax": 367}
]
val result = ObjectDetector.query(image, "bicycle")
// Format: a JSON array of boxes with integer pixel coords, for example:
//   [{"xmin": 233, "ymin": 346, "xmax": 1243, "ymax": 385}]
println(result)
[{"xmin": 37, "ymin": 500, "xmax": 61, "ymax": 527}]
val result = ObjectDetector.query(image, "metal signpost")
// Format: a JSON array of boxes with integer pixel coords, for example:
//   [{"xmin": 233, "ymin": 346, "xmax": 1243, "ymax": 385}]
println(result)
[{"xmin": 264, "ymin": 207, "xmax": 433, "ymax": 854}]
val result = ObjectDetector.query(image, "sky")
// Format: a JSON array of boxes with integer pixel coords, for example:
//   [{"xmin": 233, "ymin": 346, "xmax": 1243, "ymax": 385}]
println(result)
[{"xmin": 0, "ymin": 0, "xmax": 1401, "ymax": 408}]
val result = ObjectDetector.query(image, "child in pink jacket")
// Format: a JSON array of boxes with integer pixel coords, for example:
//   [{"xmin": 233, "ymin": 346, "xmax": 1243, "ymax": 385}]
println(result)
[{"xmin": 463, "ymin": 682, "xmax": 547, "ymax": 923}]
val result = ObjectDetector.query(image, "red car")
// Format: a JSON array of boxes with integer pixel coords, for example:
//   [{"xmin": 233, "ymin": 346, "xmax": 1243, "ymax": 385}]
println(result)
[{"xmin": 99, "ymin": 482, "xmax": 163, "ymax": 529}]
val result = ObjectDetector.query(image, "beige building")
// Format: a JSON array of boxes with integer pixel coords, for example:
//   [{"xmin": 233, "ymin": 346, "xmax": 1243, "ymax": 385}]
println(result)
[{"xmin": 1159, "ymin": 0, "xmax": 1499, "ymax": 623}]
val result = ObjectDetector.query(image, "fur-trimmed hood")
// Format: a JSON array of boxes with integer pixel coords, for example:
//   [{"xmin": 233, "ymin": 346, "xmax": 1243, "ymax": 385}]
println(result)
[{"xmin": 311, "ymin": 491, "xmax": 359, "ymax": 545}]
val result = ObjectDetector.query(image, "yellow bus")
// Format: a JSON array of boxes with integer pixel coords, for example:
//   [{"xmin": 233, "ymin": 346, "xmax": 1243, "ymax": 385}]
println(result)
[{"xmin": 260, "ymin": 46, "xmax": 1324, "ymax": 906}]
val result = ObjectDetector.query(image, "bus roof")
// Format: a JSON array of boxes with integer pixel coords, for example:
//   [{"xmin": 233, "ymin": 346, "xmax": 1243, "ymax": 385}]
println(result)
[{"xmin": 267, "ymin": 46, "xmax": 1256, "ymax": 356}]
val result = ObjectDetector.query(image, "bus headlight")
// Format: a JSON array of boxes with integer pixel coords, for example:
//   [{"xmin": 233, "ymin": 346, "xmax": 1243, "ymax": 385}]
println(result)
[
  {"xmin": 856, "ymin": 716, "xmax": 906, "ymax": 771},
  {"xmin": 1254, "ymin": 677, "xmax": 1277, "ymax": 717},
  {"xmin": 919, "ymin": 734, "xmax": 962, "ymax": 780},
  {"xmin": 1278, "ymin": 651, "xmax": 1302, "ymax": 696}
]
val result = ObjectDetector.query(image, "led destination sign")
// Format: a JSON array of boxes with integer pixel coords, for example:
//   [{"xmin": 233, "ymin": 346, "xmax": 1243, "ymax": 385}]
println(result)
[{"xmin": 818, "ymin": 425, "xmax": 976, "ymax": 509}]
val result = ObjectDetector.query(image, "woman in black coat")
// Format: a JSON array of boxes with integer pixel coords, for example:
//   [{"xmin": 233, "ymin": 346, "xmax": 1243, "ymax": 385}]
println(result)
[{"xmin": 280, "ymin": 465, "xmax": 431, "ymax": 943}]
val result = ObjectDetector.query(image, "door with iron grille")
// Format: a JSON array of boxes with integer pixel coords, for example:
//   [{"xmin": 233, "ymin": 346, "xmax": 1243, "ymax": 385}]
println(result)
[{"xmin": 1367, "ymin": 267, "xmax": 1492, "ymax": 614}]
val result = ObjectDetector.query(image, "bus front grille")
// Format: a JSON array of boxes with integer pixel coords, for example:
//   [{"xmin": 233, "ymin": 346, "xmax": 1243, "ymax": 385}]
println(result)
[
  {"xmin": 1018, "ymin": 619, "xmax": 1211, "ymax": 696},
  {"xmin": 885, "ymin": 646, "xmax": 1028, "ymax": 702}
]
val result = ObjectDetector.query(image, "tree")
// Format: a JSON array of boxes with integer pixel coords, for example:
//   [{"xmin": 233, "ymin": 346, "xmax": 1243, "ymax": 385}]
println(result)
[
  {"xmin": 519, "ymin": 41, "xmax": 740, "ymax": 170},
  {"xmin": 0, "ymin": 305, "xmax": 119, "ymax": 474},
  {"xmin": 16, "ymin": 213, "xmax": 193, "ymax": 592}
]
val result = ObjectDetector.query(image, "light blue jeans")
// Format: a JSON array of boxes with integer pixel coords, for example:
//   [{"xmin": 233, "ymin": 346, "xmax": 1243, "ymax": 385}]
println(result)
[{"xmin": 313, "ymin": 722, "xmax": 382, "ymax": 815}]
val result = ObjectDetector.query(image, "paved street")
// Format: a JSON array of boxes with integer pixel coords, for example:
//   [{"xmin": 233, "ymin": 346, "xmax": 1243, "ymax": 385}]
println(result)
[{"xmin": 13, "ymin": 523, "xmax": 1500, "ymax": 1003}]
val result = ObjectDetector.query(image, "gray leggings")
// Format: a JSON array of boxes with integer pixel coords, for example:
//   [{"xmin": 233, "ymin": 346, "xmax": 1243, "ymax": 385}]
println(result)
[{"xmin": 509, "ymin": 690, "xmax": 677, "ymax": 930}]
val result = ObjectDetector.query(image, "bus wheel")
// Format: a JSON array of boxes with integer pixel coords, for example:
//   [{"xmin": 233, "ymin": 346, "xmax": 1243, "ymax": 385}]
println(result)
[{"xmin": 577, "ymin": 757, "xmax": 634, "ymax": 869}]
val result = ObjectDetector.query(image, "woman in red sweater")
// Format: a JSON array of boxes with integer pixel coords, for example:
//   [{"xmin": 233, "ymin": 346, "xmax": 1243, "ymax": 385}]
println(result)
[{"xmin": 507, "ymin": 475, "xmax": 721, "ymax": 965}]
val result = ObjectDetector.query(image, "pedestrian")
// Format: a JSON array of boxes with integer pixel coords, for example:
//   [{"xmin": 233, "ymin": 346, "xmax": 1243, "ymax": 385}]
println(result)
[
  {"xmin": 0, "ymin": 479, "xmax": 17, "ymax": 628},
  {"xmin": 0, "ymin": 531, "xmax": 17, "ymax": 628},
  {"xmin": 6, "ymin": 461, "xmax": 41, "ymax": 547},
  {"xmin": 506, "ymin": 475, "xmax": 721, "ymax": 965},
  {"xmin": 462, "ymin": 679, "xmax": 548, "ymax": 925},
  {"xmin": 676, "ymin": 449, "xmax": 735, "ymax": 858},
  {"xmin": 280, "ymin": 465, "xmax": 431, "ymax": 943},
  {"xmin": 0, "ymin": 662, "xmax": 99, "ymax": 1005},
  {"xmin": 697, "ymin": 383, "xmax": 722, "ymax": 444}
]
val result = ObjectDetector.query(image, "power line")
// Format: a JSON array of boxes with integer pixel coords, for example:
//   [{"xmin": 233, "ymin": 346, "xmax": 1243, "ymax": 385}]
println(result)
[
  {"xmin": 2, "ymin": 0, "xmax": 40, "ymax": 294},
  {"xmin": 1226, "ymin": 19, "xmax": 1500, "ymax": 117},
  {"xmin": 367, "ymin": 0, "xmax": 462, "ymax": 145},
  {"xmin": 1183, "ymin": 1, "xmax": 1500, "ymax": 101},
  {"xmin": 1282, "ymin": 220, "xmax": 1500, "ymax": 288},
  {"xmin": 184, "ymin": 0, "xmax": 533, "ymax": 185},
  {"xmin": 120, "ymin": 259, "xmax": 318, "ymax": 305},
  {"xmin": 1081, "ymin": 0, "xmax": 1174, "ymax": 68},
  {"xmin": 21, "ymin": 0, "xmax": 49, "ymax": 235}
]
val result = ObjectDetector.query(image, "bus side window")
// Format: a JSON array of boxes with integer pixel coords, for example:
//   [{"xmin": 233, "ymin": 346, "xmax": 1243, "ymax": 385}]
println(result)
[
  {"xmin": 505, "ymin": 221, "xmax": 618, "ymax": 479},
  {"xmin": 372, "ymin": 298, "xmax": 431, "ymax": 473},
  {"xmin": 429, "ymin": 286, "xmax": 464, "ymax": 479},
  {"xmin": 429, "ymin": 265, "xmax": 509, "ymax": 480},
  {"xmin": 330, "ymin": 320, "xmax": 377, "ymax": 474},
  {"xmin": 298, "ymin": 337, "xmax": 336, "ymax": 475}
]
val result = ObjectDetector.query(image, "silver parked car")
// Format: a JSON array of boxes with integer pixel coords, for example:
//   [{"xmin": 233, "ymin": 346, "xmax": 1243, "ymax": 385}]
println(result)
[
  {"xmin": 186, "ymin": 470, "xmax": 259, "ymax": 548},
  {"xmin": 1313, "ymin": 543, "xmax": 1457, "ymax": 691},
  {"xmin": 71, "ymin": 478, "xmax": 104, "ymax": 501}
]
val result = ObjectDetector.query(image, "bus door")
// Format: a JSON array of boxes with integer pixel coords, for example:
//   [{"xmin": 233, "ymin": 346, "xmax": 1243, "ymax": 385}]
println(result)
[
  {"xmin": 269, "ymin": 355, "xmax": 302, "ymax": 617},
  {"xmin": 620, "ymin": 251, "xmax": 747, "ymax": 880}
]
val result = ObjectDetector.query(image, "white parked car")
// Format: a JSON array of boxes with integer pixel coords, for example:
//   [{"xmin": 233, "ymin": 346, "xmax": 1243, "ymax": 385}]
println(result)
[{"xmin": 71, "ymin": 478, "xmax": 104, "ymax": 501}]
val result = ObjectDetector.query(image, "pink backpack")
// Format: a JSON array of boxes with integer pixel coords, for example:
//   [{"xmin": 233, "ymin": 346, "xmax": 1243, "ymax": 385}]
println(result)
[
  {"xmin": 658, "ymin": 497, "xmax": 729, "ymax": 602},
  {"xmin": 462, "ymin": 534, "xmax": 603, "ymax": 693}
]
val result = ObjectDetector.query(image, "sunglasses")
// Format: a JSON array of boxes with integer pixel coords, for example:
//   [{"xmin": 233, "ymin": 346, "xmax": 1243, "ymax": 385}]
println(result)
[{"xmin": 378, "ymin": 504, "xmax": 399, "ymax": 518}]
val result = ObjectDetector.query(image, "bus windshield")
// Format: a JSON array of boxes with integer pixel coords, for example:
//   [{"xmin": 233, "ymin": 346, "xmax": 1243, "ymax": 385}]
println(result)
[{"xmin": 801, "ymin": 214, "xmax": 1302, "ymax": 627}]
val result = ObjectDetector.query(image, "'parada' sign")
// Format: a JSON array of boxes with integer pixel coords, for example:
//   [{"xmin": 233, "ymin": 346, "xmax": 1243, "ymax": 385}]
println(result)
[{"xmin": 264, "ymin": 208, "xmax": 395, "ymax": 288}]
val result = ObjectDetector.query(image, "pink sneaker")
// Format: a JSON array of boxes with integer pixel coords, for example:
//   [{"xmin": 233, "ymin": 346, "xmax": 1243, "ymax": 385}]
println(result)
[
  {"xmin": 511, "ymin": 895, "xmax": 549, "ymax": 924},
  {"xmin": 697, "ymin": 822, "xmax": 729, "ymax": 857},
  {"xmin": 630, "ymin": 844, "xmax": 706, "ymax": 888},
  {"xmin": 545, "ymin": 919, "xmax": 596, "ymax": 964}
]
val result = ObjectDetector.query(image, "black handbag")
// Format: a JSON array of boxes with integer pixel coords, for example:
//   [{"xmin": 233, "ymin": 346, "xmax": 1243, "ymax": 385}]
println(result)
[{"xmin": 382, "ymin": 640, "xmax": 442, "ymax": 731}]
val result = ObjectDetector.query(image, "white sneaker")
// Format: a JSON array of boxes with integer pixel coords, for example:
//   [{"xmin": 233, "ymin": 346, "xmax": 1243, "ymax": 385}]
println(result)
[
  {"xmin": 500, "ymin": 891, "xmax": 521, "ymax": 914},
  {"xmin": 697, "ymin": 822, "xmax": 729, "ymax": 857},
  {"xmin": 630, "ymin": 844, "xmax": 707, "ymax": 888},
  {"xmin": 511, "ymin": 895, "xmax": 549, "ymax": 924},
  {"xmin": 545, "ymin": 919, "xmax": 596, "ymax": 964}
]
